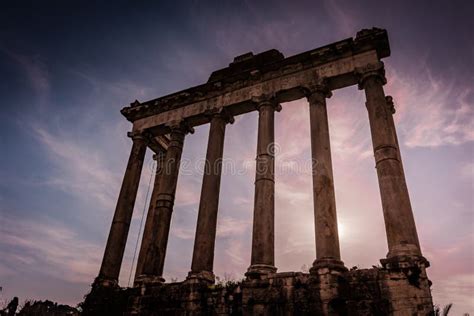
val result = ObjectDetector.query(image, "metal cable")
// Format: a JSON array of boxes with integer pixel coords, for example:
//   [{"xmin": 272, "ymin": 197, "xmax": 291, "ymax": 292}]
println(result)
[{"xmin": 127, "ymin": 160, "xmax": 155, "ymax": 287}]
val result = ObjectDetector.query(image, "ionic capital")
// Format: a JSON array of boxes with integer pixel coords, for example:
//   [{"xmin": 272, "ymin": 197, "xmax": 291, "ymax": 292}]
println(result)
[
  {"xmin": 166, "ymin": 120, "xmax": 195, "ymax": 135},
  {"xmin": 355, "ymin": 61, "xmax": 387, "ymax": 89},
  {"xmin": 302, "ymin": 78, "xmax": 332, "ymax": 99},
  {"xmin": 164, "ymin": 121, "xmax": 192, "ymax": 150},
  {"xmin": 127, "ymin": 131, "xmax": 149, "ymax": 143},
  {"xmin": 252, "ymin": 95, "xmax": 282, "ymax": 112},
  {"xmin": 385, "ymin": 95, "xmax": 396, "ymax": 114},
  {"xmin": 204, "ymin": 108, "xmax": 235, "ymax": 124}
]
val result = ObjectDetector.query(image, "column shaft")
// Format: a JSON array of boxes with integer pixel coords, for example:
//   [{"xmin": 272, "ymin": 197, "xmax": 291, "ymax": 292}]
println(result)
[
  {"xmin": 134, "ymin": 152, "xmax": 165, "ymax": 283},
  {"xmin": 385, "ymin": 96, "xmax": 404, "ymax": 166},
  {"xmin": 360, "ymin": 70, "xmax": 421, "ymax": 258},
  {"xmin": 247, "ymin": 100, "xmax": 280, "ymax": 277},
  {"xmin": 98, "ymin": 134, "xmax": 147, "ymax": 285},
  {"xmin": 307, "ymin": 89, "xmax": 343, "ymax": 270},
  {"xmin": 189, "ymin": 114, "xmax": 229, "ymax": 282},
  {"xmin": 137, "ymin": 126, "xmax": 187, "ymax": 283}
]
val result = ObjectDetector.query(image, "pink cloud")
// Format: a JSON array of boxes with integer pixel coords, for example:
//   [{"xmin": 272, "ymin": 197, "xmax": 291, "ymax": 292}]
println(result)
[
  {"xmin": 216, "ymin": 217, "xmax": 251, "ymax": 237},
  {"xmin": 322, "ymin": 0, "xmax": 359, "ymax": 37},
  {"xmin": 0, "ymin": 215, "xmax": 101, "ymax": 285},
  {"xmin": 387, "ymin": 65, "xmax": 474, "ymax": 148}
]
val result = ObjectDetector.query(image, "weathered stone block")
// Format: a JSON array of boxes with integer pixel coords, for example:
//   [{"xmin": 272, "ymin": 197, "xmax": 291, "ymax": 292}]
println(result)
[{"xmin": 82, "ymin": 265, "xmax": 432, "ymax": 315}]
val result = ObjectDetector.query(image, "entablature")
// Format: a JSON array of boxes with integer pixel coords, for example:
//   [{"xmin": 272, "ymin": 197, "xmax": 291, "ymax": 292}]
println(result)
[{"xmin": 121, "ymin": 28, "xmax": 390, "ymax": 135}]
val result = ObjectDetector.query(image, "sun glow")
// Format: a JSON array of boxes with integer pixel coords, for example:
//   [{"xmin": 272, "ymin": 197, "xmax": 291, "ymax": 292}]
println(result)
[{"xmin": 338, "ymin": 223, "xmax": 346, "ymax": 240}]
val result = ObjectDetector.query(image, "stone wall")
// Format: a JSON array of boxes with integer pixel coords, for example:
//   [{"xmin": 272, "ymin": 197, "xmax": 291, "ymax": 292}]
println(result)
[{"xmin": 83, "ymin": 264, "xmax": 433, "ymax": 315}]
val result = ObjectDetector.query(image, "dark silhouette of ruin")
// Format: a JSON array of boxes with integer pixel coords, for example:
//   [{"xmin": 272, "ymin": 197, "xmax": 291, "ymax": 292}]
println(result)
[{"xmin": 83, "ymin": 28, "xmax": 434, "ymax": 315}]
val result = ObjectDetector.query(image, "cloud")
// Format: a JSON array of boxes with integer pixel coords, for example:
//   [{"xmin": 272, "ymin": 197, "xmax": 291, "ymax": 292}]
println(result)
[
  {"xmin": 0, "ymin": 214, "xmax": 101, "ymax": 284},
  {"xmin": 174, "ymin": 181, "xmax": 201, "ymax": 207},
  {"xmin": 26, "ymin": 66, "xmax": 160, "ymax": 216},
  {"xmin": 223, "ymin": 240, "xmax": 248, "ymax": 267},
  {"xmin": 432, "ymin": 273, "xmax": 474, "ymax": 315},
  {"xmin": 0, "ymin": 47, "xmax": 50, "ymax": 98},
  {"xmin": 217, "ymin": 217, "xmax": 250, "ymax": 238},
  {"xmin": 387, "ymin": 66, "xmax": 474, "ymax": 148},
  {"xmin": 322, "ymin": 0, "xmax": 358, "ymax": 37},
  {"xmin": 69, "ymin": 69, "xmax": 152, "ymax": 103},
  {"xmin": 32, "ymin": 126, "xmax": 122, "ymax": 210},
  {"xmin": 172, "ymin": 227, "xmax": 195, "ymax": 240}
]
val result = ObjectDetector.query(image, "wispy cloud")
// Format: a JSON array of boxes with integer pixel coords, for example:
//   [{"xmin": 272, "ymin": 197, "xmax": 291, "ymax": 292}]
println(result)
[
  {"xmin": 322, "ymin": 0, "xmax": 358, "ymax": 37},
  {"xmin": 32, "ymin": 126, "xmax": 122, "ymax": 210},
  {"xmin": 217, "ymin": 217, "xmax": 250, "ymax": 238},
  {"xmin": 171, "ymin": 227, "xmax": 195, "ymax": 240},
  {"xmin": 422, "ymin": 230, "xmax": 474, "ymax": 314},
  {"xmin": 69, "ymin": 69, "xmax": 152, "ymax": 103},
  {"xmin": 387, "ymin": 66, "xmax": 474, "ymax": 148},
  {"xmin": 0, "ymin": 47, "xmax": 50, "ymax": 99},
  {"xmin": 223, "ymin": 239, "xmax": 248, "ymax": 267},
  {"xmin": 0, "ymin": 214, "xmax": 101, "ymax": 284},
  {"xmin": 433, "ymin": 274, "xmax": 474, "ymax": 314}
]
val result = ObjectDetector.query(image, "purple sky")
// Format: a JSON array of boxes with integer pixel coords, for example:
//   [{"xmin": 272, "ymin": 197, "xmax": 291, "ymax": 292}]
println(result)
[{"xmin": 1, "ymin": 0, "xmax": 473, "ymax": 313}]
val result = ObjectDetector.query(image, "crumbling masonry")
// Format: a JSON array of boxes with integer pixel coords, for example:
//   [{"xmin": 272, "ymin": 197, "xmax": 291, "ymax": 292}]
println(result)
[{"xmin": 83, "ymin": 28, "xmax": 433, "ymax": 315}]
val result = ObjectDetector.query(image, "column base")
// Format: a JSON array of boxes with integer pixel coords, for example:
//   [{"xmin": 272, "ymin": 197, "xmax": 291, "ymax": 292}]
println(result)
[
  {"xmin": 134, "ymin": 275, "xmax": 165, "ymax": 288},
  {"xmin": 93, "ymin": 276, "xmax": 119, "ymax": 288},
  {"xmin": 381, "ymin": 254, "xmax": 430, "ymax": 270},
  {"xmin": 245, "ymin": 264, "xmax": 277, "ymax": 279},
  {"xmin": 186, "ymin": 270, "xmax": 215, "ymax": 284},
  {"xmin": 310, "ymin": 258, "xmax": 347, "ymax": 275}
]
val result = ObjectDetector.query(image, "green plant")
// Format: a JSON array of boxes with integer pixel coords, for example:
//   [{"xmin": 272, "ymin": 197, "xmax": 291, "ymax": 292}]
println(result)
[{"xmin": 434, "ymin": 303, "xmax": 452, "ymax": 316}]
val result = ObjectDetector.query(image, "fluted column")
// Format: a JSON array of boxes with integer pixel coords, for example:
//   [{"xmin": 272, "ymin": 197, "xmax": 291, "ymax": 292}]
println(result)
[
  {"xmin": 247, "ymin": 97, "xmax": 281, "ymax": 278},
  {"xmin": 134, "ymin": 151, "xmax": 165, "ymax": 284},
  {"xmin": 135, "ymin": 123, "xmax": 191, "ymax": 284},
  {"xmin": 188, "ymin": 110, "xmax": 234, "ymax": 283},
  {"xmin": 305, "ymin": 82, "xmax": 345, "ymax": 272},
  {"xmin": 357, "ymin": 62, "xmax": 421, "ymax": 260},
  {"xmin": 97, "ymin": 132, "xmax": 147, "ymax": 286}
]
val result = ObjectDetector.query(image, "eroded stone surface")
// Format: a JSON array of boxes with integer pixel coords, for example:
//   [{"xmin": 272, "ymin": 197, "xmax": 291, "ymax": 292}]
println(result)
[{"xmin": 83, "ymin": 264, "xmax": 432, "ymax": 315}]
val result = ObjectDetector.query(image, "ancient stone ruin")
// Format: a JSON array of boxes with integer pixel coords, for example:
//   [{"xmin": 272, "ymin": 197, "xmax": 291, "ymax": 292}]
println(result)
[{"xmin": 83, "ymin": 28, "xmax": 434, "ymax": 315}]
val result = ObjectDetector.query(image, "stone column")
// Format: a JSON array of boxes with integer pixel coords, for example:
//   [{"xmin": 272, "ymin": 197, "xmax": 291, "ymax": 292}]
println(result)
[
  {"xmin": 134, "ymin": 151, "xmax": 165, "ymax": 283},
  {"xmin": 357, "ymin": 62, "xmax": 421, "ymax": 260},
  {"xmin": 135, "ymin": 123, "xmax": 191, "ymax": 285},
  {"xmin": 247, "ymin": 97, "xmax": 281, "ymax": 278},
  {"xmin": 97, "ymin": 132, "xmax": 147, "ymax": 286},
  {"xmin": 305, "ymin": 82, "xmax": 345, "ymax": 272},
  {"xmin": 385, "ymin": 96, "xmax": 403, "ymax": 166},
  {"xmin": 188, "ymin": 110, "xmax": 234, "ymax": 283}
]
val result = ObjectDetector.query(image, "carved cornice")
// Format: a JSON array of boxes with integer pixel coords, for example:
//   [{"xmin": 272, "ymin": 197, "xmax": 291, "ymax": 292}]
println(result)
[
  {"xmin": 355, "ymin": 61, "xmax": 387, "ymax": 89},
  {"xmin": 121, "ymin": 28, "xmax": 390, "ymax": 122}
]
